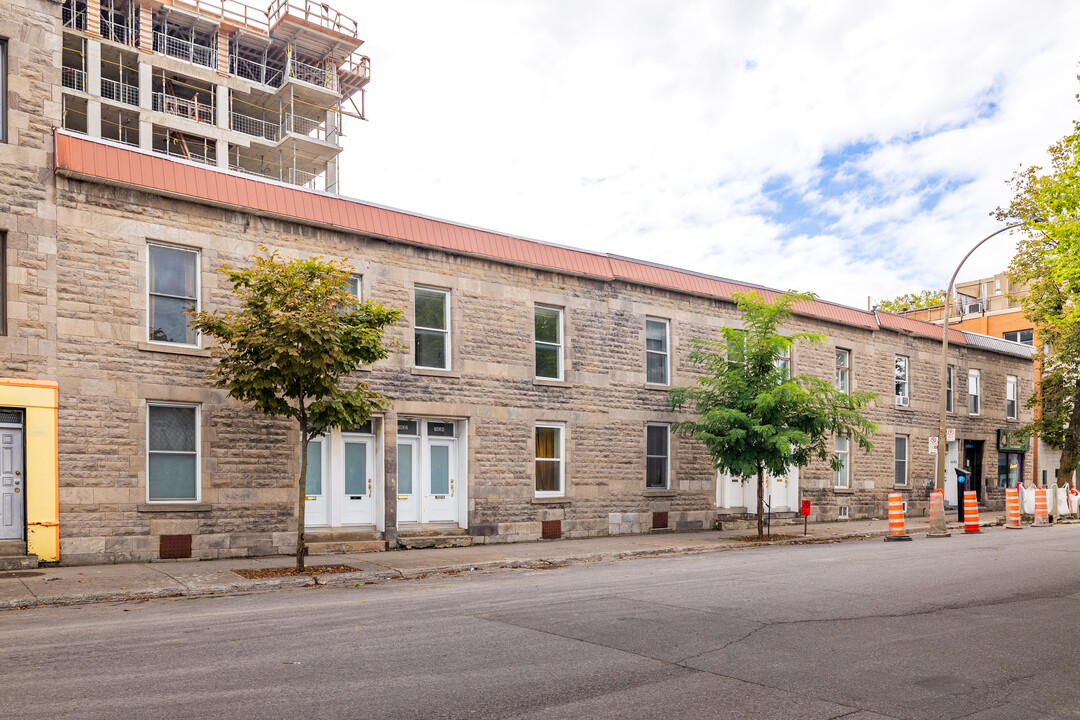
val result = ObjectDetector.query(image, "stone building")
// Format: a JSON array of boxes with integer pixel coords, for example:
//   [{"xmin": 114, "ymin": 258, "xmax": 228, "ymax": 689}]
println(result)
[{"xmin": 0, "ymin": 0, "xmax": 1035, "ymax": 565}]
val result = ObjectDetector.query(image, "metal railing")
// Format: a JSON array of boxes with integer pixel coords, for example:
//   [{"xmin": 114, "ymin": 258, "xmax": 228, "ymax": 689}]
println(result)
[
  {"xmin": 62, "ymin": 67, "xmax": 86, "ymax": 92},
  {"xmin": 231, "ymin": 112, "xmax": 280, "ymax": 142},
  {"xmin": 153, "ymin": 92, "xmax": 215, "ymax": 124},
  {"xmin": 62, "ymin": 5, "xmax": 87, "ymax": 30},
  {"xmin": 156, "ymin": 145, "xmax": 214, "ymax": 166},
  {"xmin": 229, "ymin": 54, "xmax": 284, "ymax": 88},
  {"xmin": 101, "ymin": 77, "xmax": 139, "ymax": 106},
  {"xmin": 100, "ymin": 16, "xmax": 138, "ymax": 46},
  {"xmin": 153, "ymin": 32, "xmax": 217, "ymax": 70},
  {"xmin": 172, "ymin": 0, "xmax": 269, "ymax": 35},
  {"xmin": 281, "ymin": 113, "xmax": 330, "ymax": 141},
  {"xmin": 230, "ymin": 164, "xmax": 326, "ymax": 191},
  {"xmin": 289, "ymin": 58, "xmax": 336, "ymax": 91},
  {"xmin": 339, "ymin": 54, "xmax": 371, "ymax": 86},
  {"xmin": 267, "ymin": 0, "xmax": 358, "ymax": 37}
]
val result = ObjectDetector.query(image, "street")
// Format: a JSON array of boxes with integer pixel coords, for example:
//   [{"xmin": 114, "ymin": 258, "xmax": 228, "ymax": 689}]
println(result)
[{"xmin": 3, "ymin": 527, "xmax": 1079, "ymax": 719}]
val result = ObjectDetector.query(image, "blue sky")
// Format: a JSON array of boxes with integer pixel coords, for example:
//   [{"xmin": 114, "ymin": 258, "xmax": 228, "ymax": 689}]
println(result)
[{"xmin": 338, "ymin": 0, "xmax": 1080, "ymax": 308}]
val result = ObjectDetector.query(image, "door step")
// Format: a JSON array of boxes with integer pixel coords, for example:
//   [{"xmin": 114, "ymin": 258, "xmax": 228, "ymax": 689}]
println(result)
[
  {"xmin": 397, "ymin": 526, "xmax": 472, "ymax": 549},
  {"xmin": 304, "ymin": 529, "xmax": 387, "ymax": 555},
  {"xmin": 0, "ymin": 555, "xmax": 38, "ymax": 570},
  {"xmin": 0, "ymin": 539, "xmax": 28, "ymax": 557}
]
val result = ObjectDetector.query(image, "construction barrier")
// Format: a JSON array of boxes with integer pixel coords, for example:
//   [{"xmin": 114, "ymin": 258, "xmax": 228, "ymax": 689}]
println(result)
[
  {"xmin": 1021, "ymin": 484, "xmax": 1036, "ymax": 515},
  {"xmin": 1070, "ymin": 486, "xmax": 1080, "ymax": 514},
  {"xmin": 1034, "ymin": 487, "xmax": 1050, "ymax": 526},
  {"xmin": 1056, "ymin": 486, "xmax": 1070, "ymax": 518},
  {"xmin": 963, "ymin": 491, "xmax": 980, "ymax": 533},
  {"xmin": 884, "ymin": 492, "xmax": 911, "ymax": 542},
  {"xmin": 927, "ymin": 489, "xmax": 950, "ymax": 537},
  {"xmin": 1005, "ymin": 487, "xmax": 1022, "ymax": 529}
]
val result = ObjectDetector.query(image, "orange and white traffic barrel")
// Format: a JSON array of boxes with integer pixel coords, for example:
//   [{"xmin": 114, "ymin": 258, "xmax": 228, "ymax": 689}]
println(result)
[
  {"xmin": 1005, "ymin": 487, "xmax": 1022, "ymax": 529},
  {"xmin": 1034, "ymin": 487, "xmax": 1050, "ymax": 526},
  {"xmin": 884, "ymin": 492, "xmax": 912, "ymax": 542},
  {"xmin": 963, "ymin": 491, "xmax": 980, "ymax": 533}
]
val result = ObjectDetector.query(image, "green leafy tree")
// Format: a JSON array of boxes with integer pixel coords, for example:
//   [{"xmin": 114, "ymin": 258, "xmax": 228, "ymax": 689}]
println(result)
[
  {"xmin": 670, "ymin": 291, "xmax": 878, "ymax": 537},
  {"xmin": 877, "ymin": 289, "xmax": 945, "ymax": 314},
  {"xmin": 995, "ymin": 98, "xmax": 1080, "ymax": 487},
  {"xmin": 190, "ymin": 248, "xmax": 402, "ymax": 570}
]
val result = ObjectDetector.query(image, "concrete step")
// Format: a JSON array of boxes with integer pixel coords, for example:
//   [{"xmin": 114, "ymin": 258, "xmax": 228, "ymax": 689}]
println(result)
[
  {"xmin": 0, "ymin": 539, "xmax": 27, "ymax": 557},
  {"xmin": 396, "ymin": 530, "xmax": 473, "ymax": 549},
  {"xmin": 306, "ymin": 540, "xmax": 388, "ymax": 555},
  {"xmin": 397, "ymin": 525, "xmax": 469, "ymax": 538},
  {"xmin": 0, "ymin": 555, "xmax": 38, "ymax": 570},
  {"xmin": 305, "ymin": 529, "xmax": 382, "ymax": 543}
]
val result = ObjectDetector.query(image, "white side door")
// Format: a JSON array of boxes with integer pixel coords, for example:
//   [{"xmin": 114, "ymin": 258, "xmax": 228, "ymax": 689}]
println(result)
[
  {"xmin": 396, "ymin": 438, "xmax": 420, "ymax": 525},
  {"xmin": 304, "ymin": 437, "xmax": 328, "ymax": 526},
  {"xmin": 340, "ymin": 434, "xmax": 376, "ymax": 525},
  {"xmin": 423, "ymin": 438, "xmax": 457, "ymax": 523},
  {"xmin": 0, "ymin": 427, "xmax": 23, "ymax": 540}
]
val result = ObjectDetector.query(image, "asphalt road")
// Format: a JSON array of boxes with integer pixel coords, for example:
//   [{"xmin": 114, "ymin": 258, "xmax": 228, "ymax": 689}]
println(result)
[{"xmin": 4, "ymin": 527, "xmax": 1080, "ymax": 720}]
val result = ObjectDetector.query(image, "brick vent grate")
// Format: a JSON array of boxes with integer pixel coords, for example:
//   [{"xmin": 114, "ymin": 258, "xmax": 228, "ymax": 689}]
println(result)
[
  {"xmin": 652, "ymin": 511, "xmax": 669, "ymax": 529},
  {"xmin": 541, "ymin": 520, "xmax": 562, "ymax": 539},
  {"xmin": 159, "ymin": 534, "xmax": 192, "ymax": 559}
]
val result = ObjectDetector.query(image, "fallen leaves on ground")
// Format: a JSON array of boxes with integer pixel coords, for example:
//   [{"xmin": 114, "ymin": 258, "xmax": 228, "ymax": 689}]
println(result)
[{"xmin": 233, "ymin": 564, "xmax": 359, "ymax": 579}]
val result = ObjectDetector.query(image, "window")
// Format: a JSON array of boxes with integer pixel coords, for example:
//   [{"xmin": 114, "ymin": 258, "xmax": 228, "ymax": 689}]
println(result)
[
  {"xmin": 147, "ymin": 403, "xmax": 199, "ymax": 502},
  {"xmin": 834, "ymin": 436, "xmax": 850, "ymax": 488},
  {"xmin": 968, "ymin": 369, "xmax": 980, "ymax": 415},
  {"xmin": 414, "ymin": 287, "xmax": 449, "ymax": 369},
  {"xmin": 646, "ymin": 424, "xmax": 669, "ymax": 489},
  {"xmin": 345, "ymin": 275, "xmax": 360, "ymax": 299},
  {"xmin": 894, "ymin": 356, "xmax": 909, "ymax": 406},
  {"xmin": 1006, "ymin": 375, "xmax": 1018, "ymax": 419},
  {"xmin": 835, "ymin": 349, "xmax": 849, "ymax": 393},
  {"xmin": 1003, "ymin": 329, "xmax": 1034, "ymax": 346},
  {"xmin": 0, "ymin": 40, "xmax": 6, "ymax": 143},
  {"xmin": 534, "ymin": 305, "xmax": 563, "ymax": 380},
  {"xmin": 774, "ymin": 345, "xmax": 791, "ymax": 380},
  {"xmin": 998, "ymin": 452, "xmax": 1022, "ymax": 489},
  {"xmin": 305, "ymin": 437, "xmax": 324, "ymax": 495},
  {"xmin": 148, "ymin": 243, "xmax": 199, "ymax": 345},
  {"xmin": 645, "ymin": 318, "xmax": 669, "ymax": 385},
  {"xmin": 535, "ymin": 423, "xmax": 564, "ymax": 497},
  {"xmin": 894, "ymin": 435, "xmax": 908, "ymax": 486},
  {"xmin": 946, "ymin": 365, "xmax": 954, "ymax": 413}
]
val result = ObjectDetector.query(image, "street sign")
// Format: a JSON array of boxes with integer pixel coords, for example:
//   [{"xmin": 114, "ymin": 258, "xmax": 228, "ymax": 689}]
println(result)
[
  {"xmin": 946, "ymin": 428, "xmax": 955, "ymax": 442},
  {"xmin": 801, "ymin": 499, "xmax": 811, "ymax": 516},
  {"xmin": 929, "ymin": 437, "xmax": 938, "ymax": 455}
]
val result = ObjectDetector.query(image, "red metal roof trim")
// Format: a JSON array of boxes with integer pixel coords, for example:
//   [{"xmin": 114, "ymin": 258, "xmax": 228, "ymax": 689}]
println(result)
[{"xmin": 54, "ymin": 132, "xmax": 988, "ymax": 347}]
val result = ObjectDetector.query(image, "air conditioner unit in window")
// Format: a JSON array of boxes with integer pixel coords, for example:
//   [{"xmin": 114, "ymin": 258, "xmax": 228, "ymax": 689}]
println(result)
[
  {"xmin": 895, "ymin": 395, "xmax": 909, "ymax": 407},
  {"xmin": 965, "ymin": 302, "xmax": 984, "ymax": 314}
]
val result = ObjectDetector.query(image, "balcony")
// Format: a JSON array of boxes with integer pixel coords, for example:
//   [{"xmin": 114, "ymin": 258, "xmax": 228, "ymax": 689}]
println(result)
[
  {"xmin": 153, "ymin": 92, "xmax": 215, "ymax": 125},
  {"xmin": 101, "ymin": 77, "xmax": 139, "ymax": 106},
  {"xmin": 288, "ymin": 57, "xmax": 337, "ymax": 91},
  {"xmin": 231, "ymin": 111, "xmax": 280, "ymax": 142},
  {"xmin": 229, "ymin": 54, "xmax": 284, "ymax": 88},
  {"xmin": 153, "ymin": 31, "xmax": 217, "ymax": 70},
  {"xmin": 267, "ymin": 0, "xmax": 358, "ymax": 37},
  {"xmin": 62, "ymin": 67, "xmax": 86, "ymax": 92}
]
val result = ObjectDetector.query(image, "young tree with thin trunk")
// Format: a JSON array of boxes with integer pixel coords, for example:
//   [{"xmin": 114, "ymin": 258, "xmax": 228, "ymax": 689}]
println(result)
[
  {"xmin": 996, "ymin": 93, "xmax": 1080, "ymax": 487},
  {"xmin": 190, "ymin": 248, "xmax": 401, "ymax": 571},
  {"xmin": 670, "ymin": 291, "xmax": 878, "ymax": 537}
]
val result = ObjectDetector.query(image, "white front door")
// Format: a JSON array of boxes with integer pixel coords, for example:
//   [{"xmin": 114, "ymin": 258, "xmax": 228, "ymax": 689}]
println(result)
[
  {"xmin": 304, "ymin": 437, "xmax": 329, "ymax": 526},
  {"xmin": 0, "ymin": 427, "xmax": 24, "ymax": 540},
  {"xmin": 396, "ymin": 438, "xmax": 420, "ymax": 524},
  {"xmin": 341, "ymin": 434, "xmax": 376, "ymax": 525},
  {"xmin": 717, "ymin": 468, "xmax": 798, "ymax": 512},
  {"xmin": 424, "ymin": 438, "xmax": 457, "ymax": 523},
  {"xmin": 942, "ymin": 441, "xmax": 960, "ymax": 507}
]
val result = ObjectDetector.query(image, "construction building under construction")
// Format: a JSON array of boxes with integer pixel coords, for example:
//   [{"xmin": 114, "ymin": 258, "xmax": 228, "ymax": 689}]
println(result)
[{"xmin": 60, "ymin": 0, "xmax": 370, "ymax": 192}]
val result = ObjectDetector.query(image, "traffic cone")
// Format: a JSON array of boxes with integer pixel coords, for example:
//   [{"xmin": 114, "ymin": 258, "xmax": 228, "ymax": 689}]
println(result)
[
  {"xmin": 884, "ymin": 492, "xmax": 911, "ymax": 542},
  {"xmin": 927, "ymin": 489, "xmax": 950, "ymax": 538},
  {"xmin": 1034, "ymin": 487, "xmax": 1050, "ymax": 526},
  {"xmin": 1005, "ymin": 487, "xmax": 1022, "ymax": 529},
  {"xmin": 963, "ymin": 491, "xmax": 980, "ymax": 533}
]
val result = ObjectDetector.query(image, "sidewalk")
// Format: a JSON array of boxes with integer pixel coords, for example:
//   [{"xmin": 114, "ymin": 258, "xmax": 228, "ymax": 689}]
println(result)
[{"xmin": 0, "ymin": 515, "xmax": 988, "ymax": 610}]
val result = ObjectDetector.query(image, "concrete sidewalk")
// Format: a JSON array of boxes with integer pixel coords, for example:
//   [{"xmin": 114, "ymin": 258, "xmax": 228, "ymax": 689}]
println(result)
[{"xmin": 0, "ymin": 515, "xmax": 993, "ymax": 610}]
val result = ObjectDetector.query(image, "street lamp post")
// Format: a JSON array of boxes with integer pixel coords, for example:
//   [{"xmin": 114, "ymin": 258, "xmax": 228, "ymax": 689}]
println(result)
[{"xmin": 935, "ymin": 222, "xmax": 1026, "ymax": 495}]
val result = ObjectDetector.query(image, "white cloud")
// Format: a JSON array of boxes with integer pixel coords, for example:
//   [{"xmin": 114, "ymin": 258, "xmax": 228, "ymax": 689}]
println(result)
[{"xmin": 335, "ymin": 0, "xmax": 1080, "ymax": 307}]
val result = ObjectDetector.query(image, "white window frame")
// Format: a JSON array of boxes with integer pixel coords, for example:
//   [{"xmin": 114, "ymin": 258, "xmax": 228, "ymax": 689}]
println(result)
[
  {"xmin": 774, "ymin": 345, "xmax": 791, "ymax": 380},
  {"xmin": 645, "ymin": 423, "xmax": 670, "ymax": 490},
  {"xmin": 147, "ymin": 242, "xmax": 200, "ymax": 348},
  {"xmin": 894, "ymin": 435, "xmax": 909, "ymax": 486},
  {"xmin": 534, "ymin": 305, "xmax": 564, "ymax": 380},
  {"xmin": 968, "ymin": 369, "xmax": 981, "ymax": 416},
  {"xmin": 645, "ymin": 317, "xmax": 670, "ymax": 386},
  {"xmin": 345, "ymin": 275, "xmax": 362, "ymax": 300},
  {"xmin": 894, "ymin": 356, "xmax": 909, "ymax": 406},
  {"xmin": 946, "ymin": 365, "xmax": 955, "ymax": 414},
  {"xmin": 534, "ymin": 422, "xmax": 565, "ymax": 498},
  {"xmin": 146, "ymin": 401, "xmax": 200, "ymax": 503},
  {"xmin": 414, "ymin": 286, "xmax": 450, "ymax": 370},
  {"xmin": 834, "ymin": 435, "xmax": 850, "ymax": 488},
  {"xmin": 835, "ymin": 349, "xmax": 850, "ymax": 393},
  {"xmin": 1006, "ymin": 375, "xmax": 1018, "ymax": 420}
]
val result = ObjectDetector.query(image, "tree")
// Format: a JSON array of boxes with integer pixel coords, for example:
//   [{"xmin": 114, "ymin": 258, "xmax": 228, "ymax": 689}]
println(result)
[
  {"xmin": 877, "ymin": 289, "xmax": 945, "ymax": 314},
  {"xmin": 670, "ymin": 291, "xmax": 878, "ymax": 537},
  {"xmin": 995, "ymin": 101, "xmax": 1080, "ymax": 487},
  {"xmin": 190, "ymin": 248, "xmax": 402, "ymax": 570}
]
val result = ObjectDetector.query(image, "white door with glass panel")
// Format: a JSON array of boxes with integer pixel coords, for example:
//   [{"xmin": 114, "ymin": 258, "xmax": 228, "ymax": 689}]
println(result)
[
  {"xmin": 396, "ymin": 419, "xmax": 460, "ymax": 526},
  {"xmin": 1, "ymin": 426, "xmax": 24, "ymax": 540},
  {"xmin": 304, "ymin": 437, "xmax": 329, "ymax": 526},
  {"xmin": 341, "ymin": 434, "xmax": 376, "ymax": 525},
  {"xmin": 424, "ymin": 438, "xmax": 457, "ymax": 523},
  {"xmin": 397, "ymin": 437, "xmax": 420, "ymax": 524}
]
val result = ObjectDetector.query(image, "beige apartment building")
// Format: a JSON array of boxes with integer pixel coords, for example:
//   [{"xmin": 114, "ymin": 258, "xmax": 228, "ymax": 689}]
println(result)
[{"xmin": 0, "ymin": 0, "xmax": 1036, "ymax": 566}]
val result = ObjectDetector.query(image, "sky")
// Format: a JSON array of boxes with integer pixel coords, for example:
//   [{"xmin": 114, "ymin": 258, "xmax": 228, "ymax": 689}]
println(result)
[{"xmin": 333, "ymin": 0, "xmax": 1080, "ymax": 309}]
